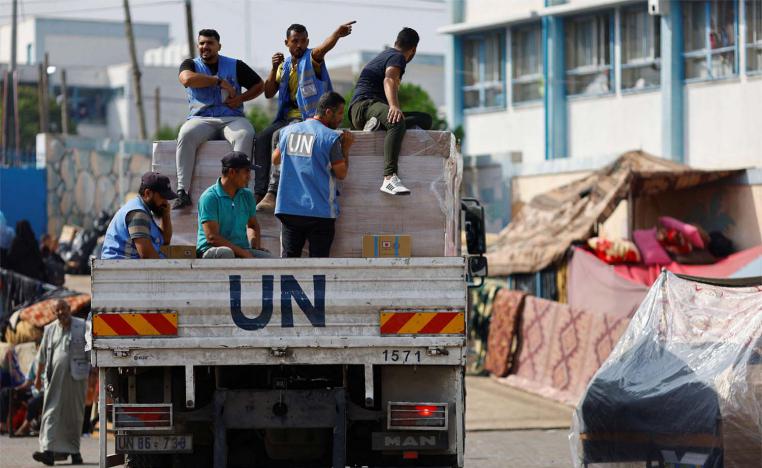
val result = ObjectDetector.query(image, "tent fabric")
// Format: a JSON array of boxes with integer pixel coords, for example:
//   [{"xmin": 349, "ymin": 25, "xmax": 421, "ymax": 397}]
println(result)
[
  {"xmin": 499, "ymin": 296, "xmax": 631, "ymax": 406},
  {"xmin": 612, "ymin": 244, "xmax": 762, "ymax": 286},
  {"xmin": 484, "ymin": 289, "xmax": 526, "ymax": 377},
  {"xmin": 567, "ymin": 248, "xmax": 649, "ymax": 320},
  {"xmin": 487, "ymin": 151, "xmax": 740, "ymax": 276}
]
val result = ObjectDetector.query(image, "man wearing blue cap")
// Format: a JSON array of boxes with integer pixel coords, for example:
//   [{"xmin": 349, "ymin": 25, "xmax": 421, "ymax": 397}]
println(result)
[
  {"xmin": 101, "ymin": 172, "xmax": 176, "ymax": 259},
  {"xmin": 196, "ymin": 152, "xmax": 269, "ymax": 258}
]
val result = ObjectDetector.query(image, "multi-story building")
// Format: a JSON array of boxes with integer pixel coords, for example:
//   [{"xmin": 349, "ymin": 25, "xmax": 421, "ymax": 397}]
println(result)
[
  {"xmin": 441, "ymin": 0, "xmax": 762, "ymax": 232},
  {"xmin": 0, "ymin": 17, "xmax": 187, "ymax": 141}
]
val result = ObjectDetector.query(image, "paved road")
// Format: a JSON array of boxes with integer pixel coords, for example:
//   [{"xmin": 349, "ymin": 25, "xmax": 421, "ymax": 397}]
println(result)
[{"xmin": 0, "ymin": 377, "xmax": 575, "ymax": 467}]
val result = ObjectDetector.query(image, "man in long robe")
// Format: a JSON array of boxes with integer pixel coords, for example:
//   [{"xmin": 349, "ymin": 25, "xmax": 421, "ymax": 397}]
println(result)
[{"xmin": 32, "ymin": 299, "xmax": 89, "ymax": 466}]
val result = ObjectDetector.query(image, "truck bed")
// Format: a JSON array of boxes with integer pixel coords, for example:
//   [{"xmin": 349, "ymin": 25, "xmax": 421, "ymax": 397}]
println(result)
[{"xmin": 90, "ymin": 257, "xmax": 467, "ymax": 368}]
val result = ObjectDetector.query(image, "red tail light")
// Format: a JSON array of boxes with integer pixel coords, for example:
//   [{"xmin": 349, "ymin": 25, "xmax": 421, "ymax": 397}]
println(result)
[
  {"xmin": 416, "ymin": 405, "xmax": 437, "ymax": 417},
  {"xmin": 388, "ymin": 402, "xmax": 448, "ymax": 431}
]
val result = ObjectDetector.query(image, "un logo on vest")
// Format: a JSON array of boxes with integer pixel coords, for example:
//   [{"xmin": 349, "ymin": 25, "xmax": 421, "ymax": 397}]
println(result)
[{"xmin": 287, "ymin": 133, "xmax": 315, "ymax": 157}]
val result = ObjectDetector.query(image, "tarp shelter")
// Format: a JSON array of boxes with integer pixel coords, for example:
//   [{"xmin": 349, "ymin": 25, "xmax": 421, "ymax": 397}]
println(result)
[{"xmin": 487, "ymin": 151, "xmax": 741, "ymax": 276}]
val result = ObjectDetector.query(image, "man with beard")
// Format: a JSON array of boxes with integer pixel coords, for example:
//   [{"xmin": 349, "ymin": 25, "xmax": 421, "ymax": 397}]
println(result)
[
  {"xmin": 173, "ymin": 29, "xmax": 264, "ymax": 210},
  {"xmin": 272, "ymin": 92, "xmax": 353, "ymax": 257},
  {"xmin": 253, "ymin": 21, "xmax": 355, "ymax": 213},
  {"xmin": 32, "ymin": 300, "xmax": 89, "ymax": 466},
  {"xmin": 100, "ymin": 172, "xmax": 176, "ymax": 259}
]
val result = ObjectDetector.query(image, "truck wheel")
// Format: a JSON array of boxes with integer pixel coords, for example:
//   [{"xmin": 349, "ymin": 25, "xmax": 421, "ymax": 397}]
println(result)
[{"xmin": 125, "ymin": 454, "xmax": 170, "ymax": 468}]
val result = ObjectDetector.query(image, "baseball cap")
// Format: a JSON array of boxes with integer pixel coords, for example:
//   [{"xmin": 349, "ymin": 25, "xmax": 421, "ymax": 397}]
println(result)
[
  {"xmin": 221, "ymin": 151, "xmax": 258, "ymax": 170},
  {"xmin": 141, "ymin": 172, "xmax": 178, "ymax": 200}
]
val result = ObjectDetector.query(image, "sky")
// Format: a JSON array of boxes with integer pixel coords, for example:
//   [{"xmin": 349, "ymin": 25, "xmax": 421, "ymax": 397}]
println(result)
[{"xmin": 0, "ymin": 0, "xmax": 451, "ymax": 69}]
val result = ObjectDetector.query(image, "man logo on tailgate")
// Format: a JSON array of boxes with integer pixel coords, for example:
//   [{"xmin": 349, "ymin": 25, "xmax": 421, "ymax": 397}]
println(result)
[{"xmin": 229, "ymin": 275, "xmax": 325, "ymax": 330}]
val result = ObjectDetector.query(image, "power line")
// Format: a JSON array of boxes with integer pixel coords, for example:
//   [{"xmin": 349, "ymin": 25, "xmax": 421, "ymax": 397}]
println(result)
[{"xmin": 0, "ymin": 0, "xmax": 183, "ymax": 19}]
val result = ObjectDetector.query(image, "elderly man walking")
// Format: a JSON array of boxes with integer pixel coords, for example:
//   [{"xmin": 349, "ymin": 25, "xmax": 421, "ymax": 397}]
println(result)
[{"xmin": 32, "ymin": 300, "xmax": 89, "ymax": 466}]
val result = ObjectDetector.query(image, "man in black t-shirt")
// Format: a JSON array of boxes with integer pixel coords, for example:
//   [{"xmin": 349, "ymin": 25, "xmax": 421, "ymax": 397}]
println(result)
[
  {"xmin": 349, "ymin": 27, "xmax": 432, "ymax": 196},
  {"xmin": 172, "ymin": 29, "xmax": 264, "ymax": 210}
]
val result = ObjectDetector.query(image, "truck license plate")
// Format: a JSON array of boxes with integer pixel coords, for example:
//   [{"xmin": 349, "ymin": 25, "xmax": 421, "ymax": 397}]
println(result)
[{"xmin": 116, "ymin": 434, "xmax": 192, "ymax": 453}]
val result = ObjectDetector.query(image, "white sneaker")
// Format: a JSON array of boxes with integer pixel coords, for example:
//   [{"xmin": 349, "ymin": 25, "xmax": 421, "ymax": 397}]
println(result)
[
  {"xmin": 380, "ymin": 174, "xmax": 411, "ymax": 195},
  {"xmin": 363, "ymin": 116, "xmax": 380, "ymax": 131}
]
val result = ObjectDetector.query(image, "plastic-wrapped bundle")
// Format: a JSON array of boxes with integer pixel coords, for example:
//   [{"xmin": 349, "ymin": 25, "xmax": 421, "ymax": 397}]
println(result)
[{"xmin": 570, "ymin": 272, "xmax": 762, "ymax": 468}]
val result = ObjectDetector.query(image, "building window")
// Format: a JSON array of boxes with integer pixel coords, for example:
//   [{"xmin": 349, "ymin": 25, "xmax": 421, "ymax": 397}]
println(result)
[
  {"xmin": 621, "ymin": 5, "xmax": 661, "ymax": 90},
  {"xmin": 565, "ymin": 12, "xmax": 613, "ymax": 96},
  {"xmin": 747, "ymin": 0, "xmax": 762, "ymax": 73},
  {"xmin": 684, "ymin": 0, "xmax": 737, "ymax": 81},
  {"xmin": 511, "ymin": 23, "xmax": 543, "ymax": 103},
  {"xmin": 462, "ymin": 31, "xmax": 506, "ymax": 110}
]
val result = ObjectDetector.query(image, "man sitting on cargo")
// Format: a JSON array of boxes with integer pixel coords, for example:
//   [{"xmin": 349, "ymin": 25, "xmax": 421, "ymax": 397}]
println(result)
[
  {"xmin": 100, "ymin": 172, "xmax": 176, "ymax": 259},
  {"xmin": 173, "ymin": 28, "xmax": 264, "ymax": 210},
  {"xmin": 272, "ymin": 92, "xmax": 353, "ymax": 257},
  {"xmin": 348, "ymin": 27, "xmax": 432, "ymax": 195},
  {"xmin": 196, "ymin": 152, "xmax": 269, "ymax": 258},
  {"xmin": 253, "ymin": 21, "xmax": 355, "ymax": 214}
]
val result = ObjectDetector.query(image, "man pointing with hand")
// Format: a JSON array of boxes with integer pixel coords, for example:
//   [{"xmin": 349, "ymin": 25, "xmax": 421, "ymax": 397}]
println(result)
[{"xmin": 253, "ymin": 21, "xmax": 356, "ymax": 213}]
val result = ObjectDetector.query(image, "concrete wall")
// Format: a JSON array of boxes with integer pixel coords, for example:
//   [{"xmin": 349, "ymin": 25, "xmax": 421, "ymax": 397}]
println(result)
[
  {"xmin": 40, "ymin": 134, "xmax": 151, "ymax": 237},
  {"xmin": 568, "ymin": 91, "xmax": 662, "ymax": 160},
  {"xmin": 463, "ymin": 105, "xmax": 544, "ymax": 163},
  {"xmin": 685, "ymin": 78, "xmax": 762, "ymax": 170},
  {"xmin": 463, "ymin": 0, "xmax": 544, "ymax": 23}
]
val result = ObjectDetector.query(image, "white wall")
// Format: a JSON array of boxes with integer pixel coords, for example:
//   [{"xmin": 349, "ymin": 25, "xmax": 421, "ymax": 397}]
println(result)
[
  {"xmin": 463, "ymin": 105, "xmax": 544, "ymax": 165},
  {"xmin": 568, "ymin": 90, "xmax": 662, "ymax": 160},
  {"xmin": 43, "ymin": 35, "xmax": 164, "ymax": 68},
  {"xmin": 463, "ymin": 0, "xmax": 544, "ymax": 23},
  {"xmin": 685, "ymin": 78, "xmax": 762, "ymax": 169}
]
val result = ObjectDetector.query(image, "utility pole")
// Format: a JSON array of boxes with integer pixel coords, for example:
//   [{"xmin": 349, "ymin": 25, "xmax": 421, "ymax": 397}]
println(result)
[
  {"xmin": 38, "ymin": 64, "xmax": 46, "ymax": 132},
  {"xmin": 3, "ymin": 0, "xmax": 18, "ymax": 163},
  {"xmin": 10, "ymin": 0, "xmax": 17, "ymax": 70},
  {"xmin": 42, "ymin": 53, "xmax": 50, "ymax": 131},
  {"xmin": 123, "ymin": 0, "xmax": 148, "ymax": 140},
  {"xmin": 154, "ymin": 86, "xmax": 161, "ymax": 138},
  {"xmin": 185, "ymin": 0, "xmax": 195, "ymax": 58},
  {"xmin": 60, "ymin": 69, "xmax": 69, "ymax": 135}
]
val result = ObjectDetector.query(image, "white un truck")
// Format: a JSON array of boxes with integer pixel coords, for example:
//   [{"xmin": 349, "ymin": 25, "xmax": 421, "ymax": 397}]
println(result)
[{"xmin": 90, "ymin": 131, "xmax": 487, "ymax": 468}]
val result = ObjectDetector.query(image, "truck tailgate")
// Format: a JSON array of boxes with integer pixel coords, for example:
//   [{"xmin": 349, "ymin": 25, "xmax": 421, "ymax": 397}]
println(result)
[{"xmin": 91, "ymin": 257, "xmax": 467, "ymax": 367}]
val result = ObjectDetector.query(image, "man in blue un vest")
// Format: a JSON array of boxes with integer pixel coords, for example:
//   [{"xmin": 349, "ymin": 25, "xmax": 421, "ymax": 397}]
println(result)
[
  {"xmin": 253, "ymin": 21, "xmax": 355, "ymax": 213},
  {"xmin": 173, "ymin": 29, "xmax": 264, "ymax": 210},
  {"xmin": 101, "ymin": 172, "xmax": 176, "ymax": 259},
  {"xmin": 272, "ymin": 92, "xmax": 354, "ymax": 257}
]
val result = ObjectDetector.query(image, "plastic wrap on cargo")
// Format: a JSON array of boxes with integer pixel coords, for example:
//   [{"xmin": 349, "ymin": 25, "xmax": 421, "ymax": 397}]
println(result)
[
  {"xmin": 570, "ymin": 271, "xmax": 762, "ymax": 468},
  {"xmin": 153, "ymin": 130, "xmax": 461, "ymax": 257}
]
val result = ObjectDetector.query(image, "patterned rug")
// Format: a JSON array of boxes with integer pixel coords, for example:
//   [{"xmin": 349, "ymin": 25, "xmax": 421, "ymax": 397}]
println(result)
[
  {"xmin": 484, "ymin": 289, "xmax": 526, "ymax": 377},
  {"xmin": 467, "ymin": 280, "xmax": 503, "ymax": 374},
  {"xmin": 501, "ymin": 296, "xmax": 630, "ymax": 406}
]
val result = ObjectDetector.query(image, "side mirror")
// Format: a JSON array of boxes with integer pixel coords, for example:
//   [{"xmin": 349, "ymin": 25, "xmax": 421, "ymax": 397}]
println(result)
[{"xmin": 461, "ymin": 198, "xmax": 486, "ymax": 255}]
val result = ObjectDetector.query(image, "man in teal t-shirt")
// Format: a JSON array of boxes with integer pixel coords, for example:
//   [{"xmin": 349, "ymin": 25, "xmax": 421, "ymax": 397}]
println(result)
[{"xmin": 196, "ymin": 151, "xmax": 270, "ymax": 258}]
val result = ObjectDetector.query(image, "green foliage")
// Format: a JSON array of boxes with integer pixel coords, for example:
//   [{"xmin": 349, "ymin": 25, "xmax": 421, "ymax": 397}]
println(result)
[
  {"xmin": 9, "ymin": 85, "xmax": 69, "ymax": 152},
  {"xmin": 246, "ymin": 105, "xmax": 274, "ymax": 133},
  {"xmin": 154, "ymin": 124, "xmax": 182, "ymax": 141}
]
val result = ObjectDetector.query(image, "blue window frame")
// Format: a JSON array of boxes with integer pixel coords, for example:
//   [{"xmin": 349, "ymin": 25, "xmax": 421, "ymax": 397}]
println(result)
[
  {"xmin": 683, "ymin": 0, "xmax": 738, "ymax": 81},
  {"xmin": 621, "ymin": 5, "xmax": 661, "ymax": 91},
  {"xmin": 511, "ymin": 22, "xmax": 543, "ymax": 103},
  {"xmin": 565, "ymin": 11, "xmax": 614, "ymax": 96},
  {"xmin": 746, "ymin": 0, "xmax": 762, "ymax": 74},
  {"xmin": 462, "ymin": 30, "xmax": 506, "ymax": 111}
]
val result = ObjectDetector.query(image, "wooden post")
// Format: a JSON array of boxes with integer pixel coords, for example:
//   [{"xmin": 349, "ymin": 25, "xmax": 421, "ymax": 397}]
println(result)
[
  {"xmin": 185, "ymin": 0, "xmax": 195, "ymax": 58},
  {"xmin": 38, "ymin": 64, "xmax": 46, "ymax": 132},
  {"xmin": 60, "ymin": 69, "xmax": 69, "ymax": 135},
  {"xmin": 123, "ymin": 0, "xmax": 148, "ymax": 140},
  {"xmin": 42, "ymin": 53, "xmax": 50, "ymax": 132},
  {"xmin": 154, "ymin": 86, "xmax": 160, "ymax": 138}
]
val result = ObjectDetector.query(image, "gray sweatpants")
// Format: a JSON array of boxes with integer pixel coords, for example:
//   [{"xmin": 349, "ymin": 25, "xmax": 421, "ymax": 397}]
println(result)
[
  {"xmin": 176, "ymin": 116, "xmax": 255, "ymax": 192},
  {"xmin": 201, "ymin": 247, "xmax": 272, "ymax": 258}
]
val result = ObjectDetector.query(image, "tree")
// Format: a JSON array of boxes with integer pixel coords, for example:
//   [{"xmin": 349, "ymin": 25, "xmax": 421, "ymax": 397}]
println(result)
[
  {"xmin": 9, "ymin": 85, "xmax": 69, "ymax": 153},
  {"xmin": 340, "ymin": 83, "xmax": 447, "ymax": 130},
  {"xmin": 246, "ymin": 105, "xmax": 273, "ymax": 133},
  {"xmin": 154, "ymin": 124, "xmax": 182, "ymax": 140}
]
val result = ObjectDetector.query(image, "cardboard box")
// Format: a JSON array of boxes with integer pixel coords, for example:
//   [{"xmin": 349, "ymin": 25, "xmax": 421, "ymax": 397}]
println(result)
[
  {"xmin": 160, "ymin": 245, "xmax": 197, "ymax": 259},
  {"xmin": 362, "ymin": 235, "xmax": 412, "ymax": 258}
]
